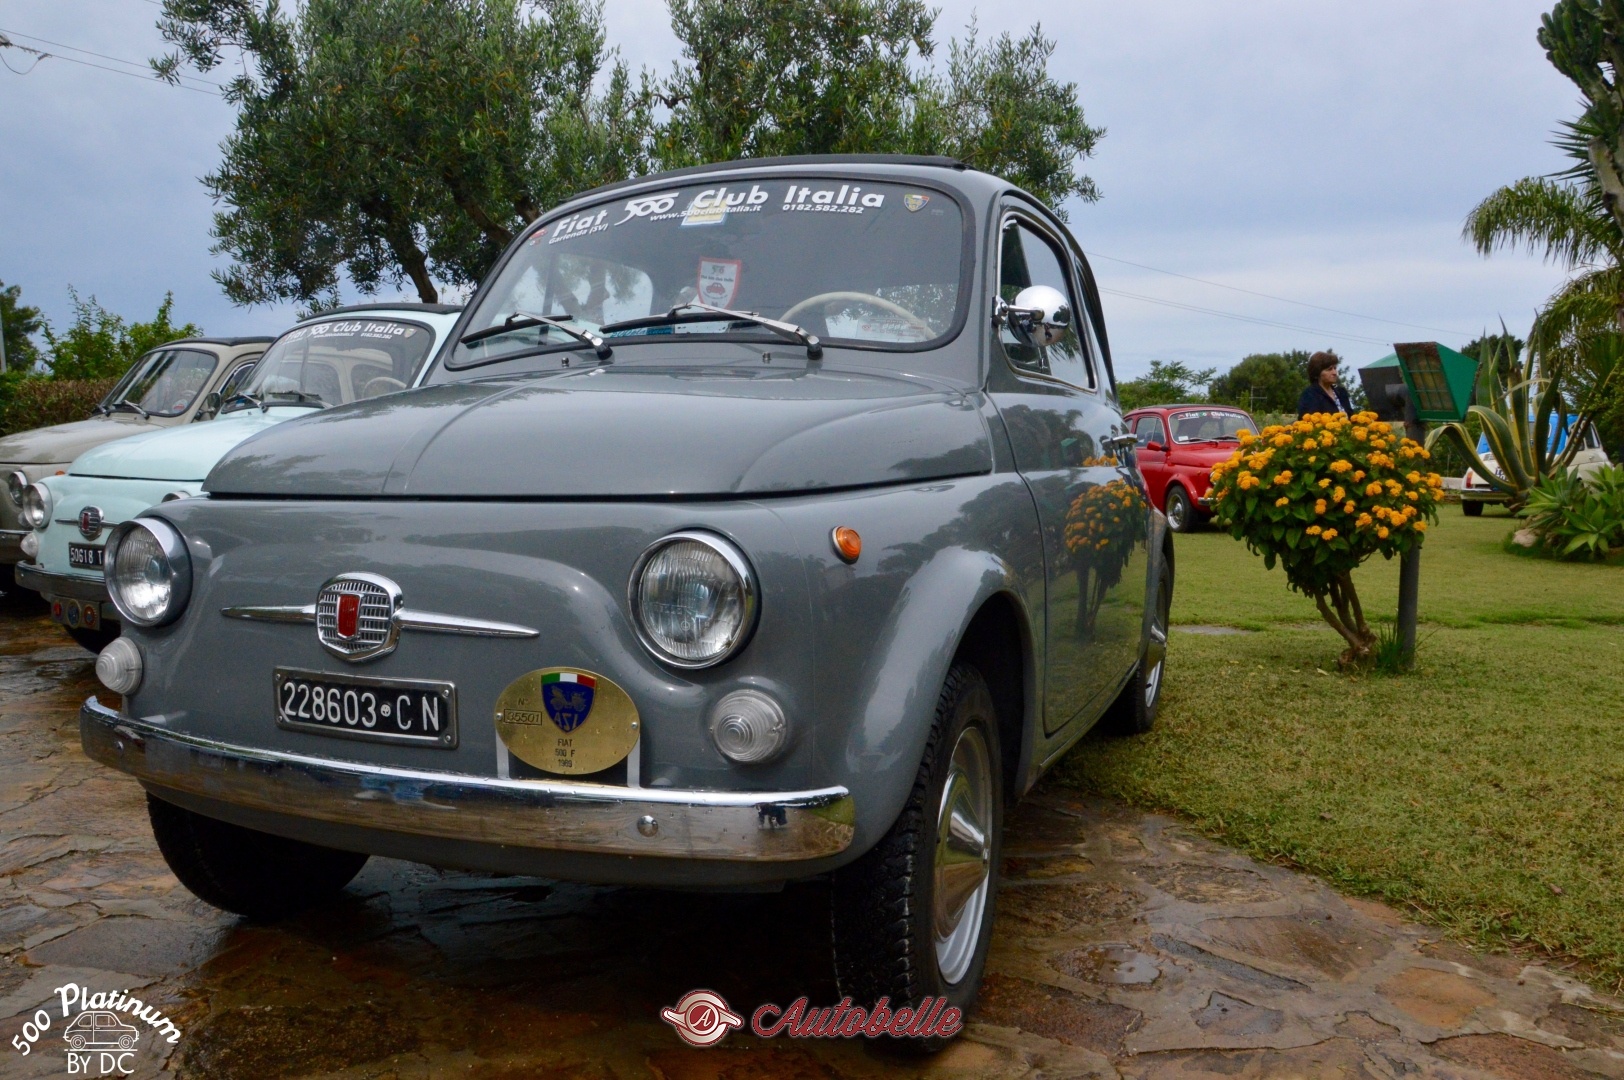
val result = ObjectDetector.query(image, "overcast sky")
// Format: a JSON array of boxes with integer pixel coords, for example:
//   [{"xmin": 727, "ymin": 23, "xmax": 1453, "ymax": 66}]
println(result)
[{"xmin": 0, "ymin": 0, "xmax": 1584, "ymax": 379}]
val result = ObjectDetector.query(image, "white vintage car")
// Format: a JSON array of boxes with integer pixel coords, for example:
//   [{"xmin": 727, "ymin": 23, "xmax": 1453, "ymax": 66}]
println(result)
[{"xmin": 1460, "ymin": 424, "xmax": 1612, "ymax": 515}]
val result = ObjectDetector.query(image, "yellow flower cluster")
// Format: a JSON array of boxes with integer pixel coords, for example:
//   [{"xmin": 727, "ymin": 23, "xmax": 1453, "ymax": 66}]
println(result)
[
  {"xmin": 1064, "ymin": 478, "xmax": 1146, "ymax": 556},
  {"xmin": 1208, "ymin": 411, "xmax": 1443, "ymax": 561}
]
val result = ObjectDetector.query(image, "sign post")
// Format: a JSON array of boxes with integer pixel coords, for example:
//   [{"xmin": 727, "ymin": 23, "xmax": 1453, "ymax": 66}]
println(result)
[{"xmin": 1358, "ymin": 343, "xmax": 1478, "ymax": 666}]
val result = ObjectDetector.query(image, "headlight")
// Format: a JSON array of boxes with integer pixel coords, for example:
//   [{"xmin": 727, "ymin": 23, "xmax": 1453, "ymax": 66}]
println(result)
[
  {"xmin": 630, "ymin": 531, "xmax": 757, "ymax": 668},
  {"xmin": 105, "ymin": 518, "xmax": 192, "ymax": 627},
  {"xmin": 20, "ymin": 484, "xmax": 51, "ymax": 529},
  {"xmin": 6, "ymin": 470, "xmax": 28, "ymax": 507}
]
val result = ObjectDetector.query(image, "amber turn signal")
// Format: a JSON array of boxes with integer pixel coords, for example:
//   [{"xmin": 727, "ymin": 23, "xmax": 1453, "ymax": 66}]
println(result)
[{"xmin": 831, "ymin": 526, "xmax": 861, "ymax": 563}]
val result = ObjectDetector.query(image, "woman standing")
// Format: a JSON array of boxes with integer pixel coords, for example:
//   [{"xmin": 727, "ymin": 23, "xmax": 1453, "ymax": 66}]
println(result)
[{"xmin": 1297, "ymin": 351, "xmax": 1354, "ymax": 418}]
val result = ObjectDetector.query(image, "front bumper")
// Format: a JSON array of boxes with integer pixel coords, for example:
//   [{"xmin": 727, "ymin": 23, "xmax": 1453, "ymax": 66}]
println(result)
[
  {"xmin": 15, "ymin": 561, "xmax": 110, "ymax": 604},
  {"xmin": 80, "ymin": 698, "xmax": 856, "ymax": 863}
]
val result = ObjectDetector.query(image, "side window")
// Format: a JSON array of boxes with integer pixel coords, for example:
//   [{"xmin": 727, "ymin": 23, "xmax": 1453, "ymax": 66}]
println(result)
[
  {"xmin": 217, "ymin": 360, "xmax": 258, "ymax": 402},
  {"xmin": 998, "ymin": 221, "xmax": 1091, "ymax": 389},
  {"xmin": 1135, "ymin": 415, "xmax": 1166, "ymax": 447}
]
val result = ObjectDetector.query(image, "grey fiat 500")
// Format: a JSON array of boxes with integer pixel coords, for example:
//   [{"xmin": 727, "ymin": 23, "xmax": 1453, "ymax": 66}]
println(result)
[{"xmin": 81, "ymin": 155, "xmax": 1172, "ymax": 1032}]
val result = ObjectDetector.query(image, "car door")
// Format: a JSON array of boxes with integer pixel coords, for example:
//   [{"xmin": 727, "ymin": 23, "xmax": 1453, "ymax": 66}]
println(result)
[
  {"xmin": 1134, "ymin": 414, "xmax": 1170, "ymax": 506},
  {"xmin": 986, "ymin": 209, "xmax": 1141, "ymax": 733}
]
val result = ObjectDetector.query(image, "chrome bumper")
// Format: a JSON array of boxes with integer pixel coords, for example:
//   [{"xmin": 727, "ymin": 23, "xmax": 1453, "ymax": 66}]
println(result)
[
  {"xmin": 15, "ymin": 561, "xmax": 110, "ymax": 604},
  {"xmin": 80, "ymin": 698, "xmax": 856, "ymax": 862}
]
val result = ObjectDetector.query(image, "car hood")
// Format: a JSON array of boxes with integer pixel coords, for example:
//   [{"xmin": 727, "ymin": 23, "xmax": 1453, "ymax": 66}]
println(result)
[
  {"xmin": 0, "ymin": 415, "xmax": 164, "ymax": 466},
  {"xmin": 1171, "ymin": 442, "xmax": 1246, "ymax": 462},
  {"xmin": 206, "ymin": 366, "xmax": 992, "ymax": 498},
  {"xmin": 70, "ymin": 409, "xmax": 299, "ymax": 482}
]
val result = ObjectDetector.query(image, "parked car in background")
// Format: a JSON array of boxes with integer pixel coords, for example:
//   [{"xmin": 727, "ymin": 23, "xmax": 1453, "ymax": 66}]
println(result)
[
  {"xmin": 14, "ymin": 305, "xmax": 461, "ymax": 651},
  {"xmin": 1125, "ymin": 404, "xmax": 1259, "ymax": 531},
  {"xmin": 1461, "ymin": 422, "xmax": 1612, "ymax": 515},
  {"xmin": 0, "ymin": 338, "xmax": 268, "ymax": 582},
  {"xmin": 78, "ymin": 156, "xmax": 1173, "ymax": 1040}
]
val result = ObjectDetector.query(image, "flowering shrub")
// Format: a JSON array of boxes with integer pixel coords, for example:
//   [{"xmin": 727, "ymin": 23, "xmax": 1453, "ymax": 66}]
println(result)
[
  {"xmin": 1063, "ymin": 473, "xmax": 1148, "ymax": 638},
  {"xmin": 1207, "ymin": 410, "xmax": 1444, "ymax": 662}
]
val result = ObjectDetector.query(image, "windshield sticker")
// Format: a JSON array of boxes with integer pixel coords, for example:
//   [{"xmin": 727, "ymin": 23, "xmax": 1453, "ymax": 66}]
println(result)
[
  {"xmin": 904, "ymin": 193, "xmax": 930, "ymax": 212},
  {"xmin": 283, "ymin": 320, "xmax": 412, "ymax": 342},
  {"xmin": 782, "ymin": 184, "xmax": 885, "ymax": 214},
  {"xmin": 613, "ymin": 191, "xmax": 682, "ymax": 226},
  {"xmin": 549, "ymin": 207, "xmax": 609, "ymax": 244},
  {"xmin": 682, "ymin": 185, "xmax": 769, "ymax": 226},
  {"xmin": 698, "ymin": 259, "xmax": 742, "ymax": 307}
]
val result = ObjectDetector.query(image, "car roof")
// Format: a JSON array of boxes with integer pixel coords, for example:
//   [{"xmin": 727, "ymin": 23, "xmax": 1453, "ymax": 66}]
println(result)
[
  {"xmin": 158, "ymin": 336, "xmax": 275, "ymax": 349},
  {"xmin": 314, "ymin": 302, "xmax": 465, "ymax": 317},
  {"xmin": 1130, "ymin": 404, "xmax": 1253, "ymax": 414}
]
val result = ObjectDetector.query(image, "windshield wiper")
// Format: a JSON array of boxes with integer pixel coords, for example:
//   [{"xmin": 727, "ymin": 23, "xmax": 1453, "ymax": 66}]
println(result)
[
  {"xmin": 460, "ymin": 311, "xmax": 611, "ymax": 359},
  {"xmin": 222, "ymin": 391, "xmax": 262, "ymax": 411},
  {"xmin": 260, "ymin": 390, "xmax": 325, "ymax": 410},
  {"xmin": 601, "ymin": 302, "xmax": 822, "ymax": 359},
  {"xmin": 107, "ymin": 400, "xmax": 150, "ymax": 419}
]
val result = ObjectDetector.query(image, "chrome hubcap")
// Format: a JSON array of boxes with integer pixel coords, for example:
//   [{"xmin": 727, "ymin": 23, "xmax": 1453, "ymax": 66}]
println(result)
[
  {"xmin": 933, "ymin": 724, "xmax": 992, "ymax": 985},
  {"xmin": 1167, "ymin": 494, "xmax": 1186, "ymax": 529}
]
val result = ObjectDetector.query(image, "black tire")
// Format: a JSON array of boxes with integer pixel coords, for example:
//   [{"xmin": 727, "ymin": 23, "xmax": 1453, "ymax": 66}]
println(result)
[
  {"xmin": 831, "ymin": 663, "xmax": 1002, "ymax": 1051},
  {"xmin": 1462, "ymin": 500, "xmax": 1483, "ymax": 517},
  {"xmin": 66, "ymin": 624, "xmax": 119, "ymax": 654},
  {"xmin": 1164, "ymin": 485, "xmax": 1196, "ymax": 533},
  {"xmin": 1100, "ymin": 555, "xmax": 1172, "ymax": 736},
  {"xmin": 146, "ymin": 793, "xmax": 368, "ymax": 921}
]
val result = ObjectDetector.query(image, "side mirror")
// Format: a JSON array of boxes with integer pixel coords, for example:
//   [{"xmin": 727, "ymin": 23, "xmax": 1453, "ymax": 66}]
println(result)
[
  {"xmin": 195, "ymin": 391, "xmax": 222, "ymax": 421},
  {"xmin": 1001, "ymin": 285, "xmax": 1072, "ymax": 348},
  {"xmin": 1146, "ymin": 441, "xmax": 1166, "ymax": 453}
]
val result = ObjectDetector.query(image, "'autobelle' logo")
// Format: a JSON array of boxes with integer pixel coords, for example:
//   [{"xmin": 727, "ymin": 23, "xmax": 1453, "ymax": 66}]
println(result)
[
  {"xmin": 660, "ymin": 989, "xmax": 963, "ymax": 1047},
  {"xmin": 7, "ymin": 982, "xmax": 183, "ymax": 1076}
]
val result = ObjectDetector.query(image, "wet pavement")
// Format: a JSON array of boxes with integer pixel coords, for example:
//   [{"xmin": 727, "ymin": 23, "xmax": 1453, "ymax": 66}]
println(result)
[{"xmin": 4, "ymin": 609, "xmax": 1624, "ymax": 1078}]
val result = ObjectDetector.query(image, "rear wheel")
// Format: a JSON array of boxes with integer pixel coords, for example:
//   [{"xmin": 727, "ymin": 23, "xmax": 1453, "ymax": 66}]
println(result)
[
  {"xmin": 147, "ymin": 794, "xmax": 368, "ymax": 921},
  {"xmin": 831, "ymin": 663, "xmax": 1002, "ymax": 1050},
  {"xmin": 1100, "ymin": 556, "xmax": 1172, "ymax": 736},
  {"xmin": 1165, "ymin": 485, "xmax": 1196, "ymax": 532},
  {"xmin": 1462, "ymin": 500, "xmax": 1483, "ymax": 517}
]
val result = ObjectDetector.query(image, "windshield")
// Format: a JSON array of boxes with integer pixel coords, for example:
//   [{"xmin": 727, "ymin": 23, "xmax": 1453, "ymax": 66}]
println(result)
[
  {"xmin": 227, "ymin": 318, "xmax": 435, "ymax": 411},
  {"xmin": 101, "ymin": 348, "xmax": 218, "ymax": 418},
  {"xmin": 446, "ymin": 178, "xmax": 966, "ymax": 374},
  {"xmin": 1170, "ymin": 409, "xmax": 1256, "ymax": 443}
]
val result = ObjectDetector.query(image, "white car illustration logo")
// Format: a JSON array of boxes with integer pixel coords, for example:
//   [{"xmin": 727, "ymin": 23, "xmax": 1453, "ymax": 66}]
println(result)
[{"xmin": 63, "ymin": 1010, "xmax": 139, "ymax": 1051}]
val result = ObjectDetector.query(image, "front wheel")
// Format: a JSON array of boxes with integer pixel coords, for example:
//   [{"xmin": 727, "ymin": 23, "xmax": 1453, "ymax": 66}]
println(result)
[
  {"xmin": 1165, "ymin": 485, "xmax": 1197, "ymax": 532},
  {"xmin": 69, "ymin": 1035, "xmax": 85, "ymax": 1051},
  {"xmin": 831, "ymin": 663, "xmax": 1002, "ymax": 1050},
  {"xmin": 118, "ymin": 1035, "xmax": 135, "ymax": 1051},
  {"xmin": 147, "ymin": 794, "xmax": 368, "ymax": 921}
]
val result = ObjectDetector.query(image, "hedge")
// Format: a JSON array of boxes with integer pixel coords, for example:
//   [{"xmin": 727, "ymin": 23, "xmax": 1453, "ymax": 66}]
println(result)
[{"xmin": 0, "ymin": 377, "xmax": 117, "ymax": 437}]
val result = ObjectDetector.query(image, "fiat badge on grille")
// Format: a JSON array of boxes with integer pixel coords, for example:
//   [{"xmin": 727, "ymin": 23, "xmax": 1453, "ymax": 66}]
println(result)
[
  {"xmin": 316, "ymin": 573, "xmax": 403, "ymax": 661},
  {"xmin": 78, "ymin": 506, "xmax": 104, "ymax": 541}
]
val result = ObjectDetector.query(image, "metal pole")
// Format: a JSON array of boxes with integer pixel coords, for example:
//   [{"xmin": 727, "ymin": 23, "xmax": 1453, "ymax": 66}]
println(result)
[
  {"xmin": 0, "ymin": 295, "xmax": 8, "ymax": 374},
  {"xmin": 1396, "ymin": 409, "xmax": 1426, "ymax": 667}
]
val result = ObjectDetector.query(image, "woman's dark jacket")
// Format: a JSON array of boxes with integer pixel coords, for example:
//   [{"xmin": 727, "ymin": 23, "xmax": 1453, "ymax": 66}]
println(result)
[{"xmin": 1297, "ymin": 382, "xmax": 1353, "ymax": 418}]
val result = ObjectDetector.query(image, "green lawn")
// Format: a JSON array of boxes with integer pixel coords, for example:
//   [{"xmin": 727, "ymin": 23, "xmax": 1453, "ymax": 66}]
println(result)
[{"xmin": 1058, "ymin": 505, "xmax": 1624, "ymax": 990}]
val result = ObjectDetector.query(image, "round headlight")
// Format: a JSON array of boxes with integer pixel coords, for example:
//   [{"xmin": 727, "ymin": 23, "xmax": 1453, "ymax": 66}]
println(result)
[
  {"xmin": 20, "ymin": 483, "xmax": 51, "ymax": 529},
  {"xmin": 630, "ymin": 531, "xmax": 757, "ymax": 668},
  {"xmin": 105, "ymin": 518, "xmax": 192, "ymax": 627},
  {"xmin": 7, "ymin": 470, "xmax": 29, "ymax": 507}
]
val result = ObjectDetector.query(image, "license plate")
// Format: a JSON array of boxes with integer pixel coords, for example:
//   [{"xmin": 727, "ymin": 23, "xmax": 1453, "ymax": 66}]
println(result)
[
  {"xmin": 67, "ymin": 543, "xmax": 104, "ymax": 570},
  {"xmin": 274, "ymin": 668, "xmax": 457, "ymax": 748}
]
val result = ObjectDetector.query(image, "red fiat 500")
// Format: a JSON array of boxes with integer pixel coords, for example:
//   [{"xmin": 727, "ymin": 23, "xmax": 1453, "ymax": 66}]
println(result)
[{"xmin": 1125, "ymin": 405, "xmax": 1259, "ymax": 532}]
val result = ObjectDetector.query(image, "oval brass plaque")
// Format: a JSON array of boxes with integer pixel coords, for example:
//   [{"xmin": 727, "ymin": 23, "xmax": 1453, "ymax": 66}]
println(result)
[{"xmin": 494, "ymin": 667, "xmax": 639, "ymax": 775}]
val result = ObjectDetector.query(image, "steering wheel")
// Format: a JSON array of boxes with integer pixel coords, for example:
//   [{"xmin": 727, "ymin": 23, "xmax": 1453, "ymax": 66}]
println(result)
[
  {"xmin": 781, "ymin": 291, "xmax": 935, "ymax": 336},
  {"xmin": 358, "ymin": 376, "xmax": 407, "ymax": 399}
]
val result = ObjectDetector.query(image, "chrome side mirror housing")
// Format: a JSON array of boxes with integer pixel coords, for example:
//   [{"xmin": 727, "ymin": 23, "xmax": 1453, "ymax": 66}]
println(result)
[
  {"xmin": 999, "ymin": 285, "xmax": 1071, "ymax": 348},
  {"xmin": 194, "ymin": 391, "xmax": 223, "ymax": 422}
]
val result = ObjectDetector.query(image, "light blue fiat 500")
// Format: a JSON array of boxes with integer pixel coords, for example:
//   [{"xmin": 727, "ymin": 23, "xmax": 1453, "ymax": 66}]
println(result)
[{"xmin": 14, "ymin": 303, "xmax": 462, "ymax": 650}]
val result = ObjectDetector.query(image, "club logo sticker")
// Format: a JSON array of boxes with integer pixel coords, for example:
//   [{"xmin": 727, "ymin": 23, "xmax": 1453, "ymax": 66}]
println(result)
[
  {"xmin": 698, "ymin": 259, "xmax": 742, "ymax": 307},
  {"xmin": 494, "ymin": 667, "xmax": 639, "ymax": 774},
  {"xmin": 903, "ymin": 193, "xmax": 930, "ymax": 212}
]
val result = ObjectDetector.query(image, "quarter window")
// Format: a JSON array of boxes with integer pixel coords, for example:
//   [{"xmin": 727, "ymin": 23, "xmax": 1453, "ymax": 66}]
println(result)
[
  {"xmin": 998, "ymin": 221, "xmax": 1093, "ymax": 390},
  {"xmin": 1135, "ymin": 415, "xmax": 1167, "ymax": 447}
]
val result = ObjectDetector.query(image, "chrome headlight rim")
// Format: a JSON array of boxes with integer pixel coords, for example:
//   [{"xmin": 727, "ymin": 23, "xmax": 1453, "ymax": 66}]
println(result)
[
  {"xmin": 105, "ymin": 517, "xmax": 193, "ymax": 628},
  {"xmin": 20, "ymin": 483, "xmax": 51, "ymax": 529},
  {"xmin": 628, "ymin": 529, "xmax": 759, "ymax": 670},
  {"xmin": 6, "ymin": 470, "xmax": 29, "ymax": 508}
]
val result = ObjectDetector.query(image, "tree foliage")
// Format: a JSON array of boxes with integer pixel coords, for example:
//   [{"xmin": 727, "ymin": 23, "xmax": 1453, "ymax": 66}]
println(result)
[
  {"xmin": 155, "ymin": 0, "xmax": 648, "ymax": 307},
  {"xmin": 1114, "ymin": 360, "xmax": 1215, "ymax": 412},
  {"xmin": 40, "ymin": 290, "xmax": 202, "ymax": 382},
  {"xmin": 0, "ymin": 280, "xmax": 44, "ymax": 371},
  {"xmin": 1206, "ymin": 350, "xmax": 1309, "ymax": 414},
  {"xmin": 155, "ymin": 0, "xmax": 1102, "ymax": 308}
]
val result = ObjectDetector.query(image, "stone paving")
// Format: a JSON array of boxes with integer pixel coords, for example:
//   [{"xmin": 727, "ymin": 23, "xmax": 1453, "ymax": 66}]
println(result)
[{"xmin": 3, "ymin": 608, "xmax": 1624, "ymax": 1078}]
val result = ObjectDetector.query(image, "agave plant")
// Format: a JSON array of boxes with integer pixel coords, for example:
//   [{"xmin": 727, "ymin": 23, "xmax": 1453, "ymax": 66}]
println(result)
[
  {"xmin": 1524, "ymin": 464, "xmax": 1624, "ymax": 559},
  {"xmin": 1425, "ymin": 333, "xmax": 1607, "ymax": 511}
]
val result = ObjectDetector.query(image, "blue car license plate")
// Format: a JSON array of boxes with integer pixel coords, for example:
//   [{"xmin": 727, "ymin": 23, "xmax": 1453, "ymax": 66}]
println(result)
[{"xmin": 274, "ymin": 668, "xmax": 457, "ymax": 748}]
